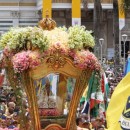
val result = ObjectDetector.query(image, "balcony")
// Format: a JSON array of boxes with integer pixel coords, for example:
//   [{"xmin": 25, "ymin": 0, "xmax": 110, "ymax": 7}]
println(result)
[{"xmin": 52, "ymin": 0, "xmax": 113, "ymax": 3}]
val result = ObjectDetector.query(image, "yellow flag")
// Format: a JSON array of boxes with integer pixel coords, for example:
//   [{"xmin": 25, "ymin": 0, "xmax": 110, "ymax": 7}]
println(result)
[
  {"xmin": 118, "ymin": 0, "xmax": 125, "ymax": 19},
  {"xmin": 82, "ymin": 86, "xmax": 88, "ymax": 98},
  {"xmin": 72, "ymin": 0, "xmax": 81, "ymax": 25},
  {"xmin": 106, "ymin": 72, "xmax": 130, "ymax": 130},
  {"xmin": 42, "ymin": 0, "xmax": 52, "ymax": 18},
  {"xmin": 118, "ymin": 0, "xmax": 125, "ymax": 30}
]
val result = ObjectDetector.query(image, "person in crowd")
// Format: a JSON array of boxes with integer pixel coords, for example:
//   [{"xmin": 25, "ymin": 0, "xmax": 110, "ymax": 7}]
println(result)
[
  {"xmin": 5, "ymin": 102, "xmax": 15, "ymax": 117},
  {"xmin": 8, "ymin": 94, "xmax": 16, "ymax": 104},
  {"xmin": 76, "ymin": 117, "xmax": 90, "ymax": 130},
  {"xmin": 12, "ymin": 113, "xmax": 19, "ymax": 123},
  {"xmin": 0, "ymin": 87, "xmax": 3, "ymax": 95},
  {"xmin": 96, "ymin": 118, "xmax": 104, "ymax": 128},
  {"xmin": 0, "ymin": 87, "xmax": 21, "ymax": 130},
  {"xmin": 82, "ymin": 120, "xmax": 91, "ymax": 130},
  {"xmin": 91, "ymin": 118, "xmax": 101, "ymax": 130},
  {"xmin": 0, "ymin": 119, "xmax": 8, "ymax": 130},
  {"xmin": 97, "ymin": 126, "xmax": 105, "ymax": 130},
  {"xmin": 0, "ymin": 110, "xmax": 6, "ymax": 120},
  {"xmin": 5, "ymin": 116, "xmax": 12, "ymax": 128},
  {"xmin": 0, "ymin": 95, "xmax": 6, "ymax": 114},
  {"xmin": 89, "ymin": 117, "xmax": 106, "ymax": 130},
  {"xmin": 8, "ymin": 120, "xmax": 18, "ymax": 129},
  {"xmin": 76, "ymin": 117, "xmax": 83, "ymax": 129}
]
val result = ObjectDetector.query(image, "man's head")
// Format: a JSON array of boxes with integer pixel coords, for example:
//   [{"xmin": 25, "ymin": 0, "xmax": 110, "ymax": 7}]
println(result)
[
  {"xmin": 91, "ymin": 118, "xmax": 98, "ymax": 128},
  {"xmin": 12, "ymin": 120, "xmax": 18, "ymax": 127},
  {"xmin": 8, "ymin": 102, "xmax": 16, "ymax": 114},
  {"xmin": 2, "ymin": 89, "xmax": 8, "ymax": 96},
  {"xmin": 82, "ymin": 120, "xmax": 90, "ymax": 129},
  {"xmin": 10, "ymin": 95, "xmax": 16, "ymax": 102},
  {"xmin": 97, "ymin": 126, "xmax": 105, "ymax": 130},
  {"xmin": 80, "ymin": 113, "xmax": 88, "ymax": 120},
  {"xmin": 6, "ymin": 116, "xmax": 12, "ymax": 125},
  {"xmin": 0, "ymin": 95, "xmax": 6, "ymax": 103},
  {"xmin": 13, "ymin": 112, "xmax": 19, "ymax": 121},
  {"xmin": 91, "ymin": 117, "xmax": 103, "ymax": 129},
  {"xmin": 76, "ymin": 117, "xmax": 83, "ymax": 127},
  {"xmin": 96, "ymin": 118, "xmax": 103, "ymax": 127},
  {"xmin": 1, "ymin": 119, "xmax": 7, "ymax": 128}
]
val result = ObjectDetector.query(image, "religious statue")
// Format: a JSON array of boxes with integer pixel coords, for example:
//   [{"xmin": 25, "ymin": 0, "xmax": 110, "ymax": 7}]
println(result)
[
  {"xmin": 37, "ymin": 77, "xmax": 56, "ymax": 109},
  {"xmin": 57, "ymin": 74, "xmax": 67, "ymax": 114}
]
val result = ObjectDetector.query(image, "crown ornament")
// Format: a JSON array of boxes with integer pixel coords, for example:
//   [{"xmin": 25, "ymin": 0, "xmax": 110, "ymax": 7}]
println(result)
[{"xmin": 39, "ymin": 10, "xmax": 56, "ymax": 30}]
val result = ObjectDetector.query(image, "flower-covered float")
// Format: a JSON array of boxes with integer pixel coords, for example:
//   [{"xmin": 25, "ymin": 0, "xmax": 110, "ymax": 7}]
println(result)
[{"xmin": 0, "ymin": 16, "xmax": 100, "ymax": 130}]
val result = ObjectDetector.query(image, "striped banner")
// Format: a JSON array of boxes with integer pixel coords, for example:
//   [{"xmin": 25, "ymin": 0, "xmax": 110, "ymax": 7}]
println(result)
[
  {"xmin": 72, "ymin": 0, "xmax": 81, "ymax": 26},
  {"xmin": 42, "ymin": 0, "xmax": 52, "ymax": 18}
]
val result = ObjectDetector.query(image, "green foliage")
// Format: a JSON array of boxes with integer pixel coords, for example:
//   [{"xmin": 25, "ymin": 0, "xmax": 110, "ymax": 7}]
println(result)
[
  {"xmin": 123, "ymin": 0, "xmax": 130, "ymax": 9},
  {"xmin": 68, "ymin": 25, "xmax": 95, "ymax": 50},
  {"xmin": 0, "ymin": 27, "xmax": 50, "ymax": 51},
  {"xmin": 0, "ymin": 26, "xmax": 95, "ymax": 53}
]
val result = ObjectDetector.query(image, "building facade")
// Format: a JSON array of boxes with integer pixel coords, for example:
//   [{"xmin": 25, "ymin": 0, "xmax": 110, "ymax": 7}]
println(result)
[{"xmin": 0, "ymin": 0, "xmax": 129, "ymax": 60}]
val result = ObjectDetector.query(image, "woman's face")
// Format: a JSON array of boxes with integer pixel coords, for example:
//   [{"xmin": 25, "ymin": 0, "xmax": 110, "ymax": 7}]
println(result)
[
  {"xmin": 11, "ymin": 96, "xmax": 16, "ymax": 102},
  {"xmin": 6, "ymin": 117, "xmax": 12, "ymax": 124},
  {"xmin": 1, "ymin": 120, "xmax": 7, "ymax": 128}
]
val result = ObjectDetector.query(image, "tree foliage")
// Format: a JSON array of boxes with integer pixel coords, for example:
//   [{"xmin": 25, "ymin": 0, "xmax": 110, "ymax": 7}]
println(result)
[{"xmin": 123, "ymin": 0, "xmax": 130, "ymax": 9}]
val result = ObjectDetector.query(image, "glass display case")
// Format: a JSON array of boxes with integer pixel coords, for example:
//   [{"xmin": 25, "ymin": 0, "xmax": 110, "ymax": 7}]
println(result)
[
  {"xmin": 22, "ymin": 54, "xmax": 92, "ymax": 130},
  {"xmin": 34, "ymin": 74, "xmax": 76, "ymax": 129}
]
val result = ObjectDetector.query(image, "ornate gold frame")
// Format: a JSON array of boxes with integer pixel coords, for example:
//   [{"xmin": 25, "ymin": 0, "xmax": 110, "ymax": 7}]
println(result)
[{"xmin": 21, "ymin": 52, "xmax": 92, "ymax": 130}]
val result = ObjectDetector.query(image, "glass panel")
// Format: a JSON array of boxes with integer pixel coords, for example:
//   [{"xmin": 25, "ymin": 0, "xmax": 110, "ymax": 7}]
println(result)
[{"xmin": 34, "ymin": 73, "xmax": 76, "ymax": 129}]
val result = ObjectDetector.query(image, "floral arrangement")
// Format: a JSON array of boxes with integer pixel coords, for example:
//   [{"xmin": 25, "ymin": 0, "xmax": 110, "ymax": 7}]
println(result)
[
  {"xmin": 12, "ymin": 50, "xmax": 41, "ymax": 73},
  {"xmin": 68, "ymin": 25, "xmax": 95, "ymax": 49},
  {"xmin": 0, "ymin": 25, "xmax": 100, "ymax": 73},
  {"xmin": 0, "ymin": 27, "xmax": 49, "ymax": 52},
  {"xmin": 69, "ymin": 50, "xmax": 100, "ymax": 71}
]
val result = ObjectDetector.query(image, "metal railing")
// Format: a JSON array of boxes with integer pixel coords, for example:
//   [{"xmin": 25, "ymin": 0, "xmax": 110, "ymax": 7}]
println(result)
[{"xmin": 52, "ymin": 0, "xmax": 113, "ymax": 3}]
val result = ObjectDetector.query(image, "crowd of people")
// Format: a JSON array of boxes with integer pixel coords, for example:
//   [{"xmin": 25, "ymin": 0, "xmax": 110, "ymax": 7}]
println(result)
[
  {"xmin": 75, "ymin": 59, "xmax": 124, "ymax": 130},
  {"xmin": 105, "ymin": 67, "xmax": 123, "ymax": 98},
  {"xmin": 0, "ymin": 86, "xmax": 21, "ymax": 130},
  {"xmin": 0, "ymin": 86, "xmax": 29, "ymax": 130},
  {"xmin": 76, "ymin": 114, "xmax": 106, "ymax": 130}
]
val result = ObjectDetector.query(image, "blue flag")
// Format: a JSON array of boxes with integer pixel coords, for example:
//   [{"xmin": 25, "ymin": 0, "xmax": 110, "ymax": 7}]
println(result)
[
  {"xmin": 81, "ymin": 101, "xmax": 89, "ymax": 114},
  {"xmin": 124, "ymin": 57, "xmax": 130, "ymax": 76}
]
